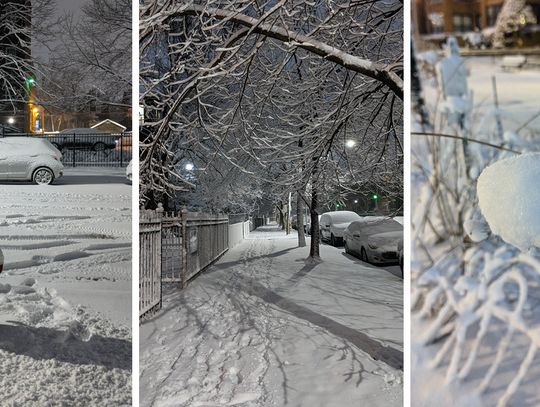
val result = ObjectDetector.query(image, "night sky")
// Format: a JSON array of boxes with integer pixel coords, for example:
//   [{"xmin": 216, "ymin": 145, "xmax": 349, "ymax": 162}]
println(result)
[{"xmin": 33, "ymin": 0, "xmax": 88, "ymax": 61}]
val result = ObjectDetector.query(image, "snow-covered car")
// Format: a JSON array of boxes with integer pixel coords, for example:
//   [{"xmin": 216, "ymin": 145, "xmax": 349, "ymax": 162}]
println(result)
[
  {"xmin": 397, "ymin": 238, "xmax": 403, "ymax": 277},
  {"xmin": 126, "ymin": 160, "xmax": 133, "ymax": 181},
  {"xmin": 320, "ymin": 211, "xmax": 361, "ymax": 246},
  {"xmin": 343, "ymin": 217, "xmax": 403, "ymax": 265},
  {"xmin": 49, "ymin": 128, "xmax": 119, "ymax": 151},
  {"xmin": 0, "ymin": 137, "xmax": 64, "ymax": 185}
]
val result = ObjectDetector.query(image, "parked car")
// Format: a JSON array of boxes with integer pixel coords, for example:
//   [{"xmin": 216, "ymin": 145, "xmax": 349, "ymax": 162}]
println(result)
[
  {"xmin": 126, "ymin": 160, "xmax": 133, "ymax": 181},
  {"xmin": 343, "ymin": 217, "xmax": 403, "ymax": 265},
  {"xmin": 320, "ymin": 211, "xmax": 361, "ymax": 246},
  {"xmin": 49, "ymin": 128, "xmax": 119, "ymax": 151},
  {"xmin": 0, "ymin": 137, "xmax": 63, "ymax": 185},
  {"xmin": 397, "ymin": 238, "xmax": 403, "ymax": 277}
]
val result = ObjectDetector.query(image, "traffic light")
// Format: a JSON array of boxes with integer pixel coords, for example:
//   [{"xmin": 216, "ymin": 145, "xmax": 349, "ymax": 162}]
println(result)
[
  {"xmin": 24, "ymin": 77, "xmax": 36, "ymax": 93},
  {"xmin": 372, "ymin": 193, "xmax": 378, "ymax": 200}
]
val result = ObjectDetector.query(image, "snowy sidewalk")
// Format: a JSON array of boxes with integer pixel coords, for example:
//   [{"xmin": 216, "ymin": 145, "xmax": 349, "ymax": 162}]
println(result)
[{"xmin": 140, "ymin": 225, "xmax": 403, "ymax": 407}]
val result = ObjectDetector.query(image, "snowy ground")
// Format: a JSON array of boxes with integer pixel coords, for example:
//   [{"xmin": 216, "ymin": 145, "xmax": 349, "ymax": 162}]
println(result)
[
  {"xmin": 140, "ymin": 225, "xmax": 403, "ymax": 407},
  {"xmin": 422, "ymin": 56, "xmax": 540, "ymax": 145},
  {"xmin": 412, "ymin": 56, "xmax": 540, "ymax": 406},
  {"xmin": 0, "ymin": 167, "xmax": 132, "ymax": 406}
]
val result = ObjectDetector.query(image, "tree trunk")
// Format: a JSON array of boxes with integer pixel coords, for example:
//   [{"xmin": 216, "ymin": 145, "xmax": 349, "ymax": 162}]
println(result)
[
  {"xmin": 309, "ymin": 187, "xmax": 320, "ymax": 258},
  {"xmin": 277, "ymin": 204, "xmax": 285, "ymax": 229},
  {"xmin": 296, "ymin": 191, "xmax": 306, "ymax": 247}
]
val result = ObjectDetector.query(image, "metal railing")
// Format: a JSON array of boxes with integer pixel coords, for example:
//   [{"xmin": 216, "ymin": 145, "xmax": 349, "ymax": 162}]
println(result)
[
  {"xmin": 139, "ymin": 211, "xmax": 162, "ymax": 317},
  {"xmin": 140, "ymin": 209, "xmax": 230, "ymax": 319},
  {"xmin": 0, "ymin": 132, "xmax": 132, "ymax": 167}
]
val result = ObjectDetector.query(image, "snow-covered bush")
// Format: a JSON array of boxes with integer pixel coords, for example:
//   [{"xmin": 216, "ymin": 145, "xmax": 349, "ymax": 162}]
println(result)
[{"xmin": 412, "ymin": 47, "xmax": 540, "ymax": 406}]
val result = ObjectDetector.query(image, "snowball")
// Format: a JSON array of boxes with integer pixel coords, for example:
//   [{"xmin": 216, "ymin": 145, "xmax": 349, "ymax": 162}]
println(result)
[{"xmin": 477, "ymin": 153, "xmax": 540, "ymax": 251}]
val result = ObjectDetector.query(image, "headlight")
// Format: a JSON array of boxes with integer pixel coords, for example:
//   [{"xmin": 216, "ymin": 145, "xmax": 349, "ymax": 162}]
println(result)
[{"xmin": 368, "ymin": 243, "xmax": 378, "ymax": 249}]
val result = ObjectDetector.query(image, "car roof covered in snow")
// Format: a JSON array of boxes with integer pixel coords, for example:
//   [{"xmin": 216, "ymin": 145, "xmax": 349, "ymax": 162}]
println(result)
[
  {"xmin": 0, "ymin": 137, "xmax": 61, "ymax": 158},
  {"xmin": 347, "ymin": 217, "xmax": 402, "ymax": 231},
  {"xmin": 322, "ymin": 211, "xmax": 361, "ymax": 222}
]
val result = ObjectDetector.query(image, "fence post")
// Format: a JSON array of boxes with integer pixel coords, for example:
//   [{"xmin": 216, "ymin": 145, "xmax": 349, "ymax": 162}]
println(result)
[
  {"xmin": 72, "ymin": 133, "xmax": 76, "ymax": 167},
  {"xmin": 181, "ymin": 207, "xmax": 188, "ymax": 289},
  {"xmin": 120, "ymin": 133, "xmax": 124, "ymax": 167}
]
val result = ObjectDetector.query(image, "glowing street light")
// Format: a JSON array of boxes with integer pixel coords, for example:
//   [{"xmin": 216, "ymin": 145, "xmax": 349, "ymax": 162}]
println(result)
[
  {"xmin": 354, "ymin": 199, "xmax": 358, "ymax": 204},
  {"xmin": 7, "ymin": 117, "xmax": 15, "ymax": 125},
  {"xmin": 345, "ymin": 140, "xmax": 356, "ymax": 148},
  {"xmin": 185, "ymin": 163, "xmax": 194, "ymax": 171}
]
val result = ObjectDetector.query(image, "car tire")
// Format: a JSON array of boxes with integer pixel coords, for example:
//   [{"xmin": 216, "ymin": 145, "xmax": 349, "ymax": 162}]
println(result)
[
  {"xmin": 344, "ymin": 241, "xmax": 349, "ymax": 254},
  {"xmin": 361, "ymin": 247, "xmax": 369, "ymax": 263},
  {"xmin": 33, "ymin": 167, "xmax": 55, "ymax": 185},
  {"xmin": 330, "ymin": 234, "xmax": 336, "ymax": 246},
  {"xmin": 93, "ymin": 142, "xmax": 106, "ymax": 152}
]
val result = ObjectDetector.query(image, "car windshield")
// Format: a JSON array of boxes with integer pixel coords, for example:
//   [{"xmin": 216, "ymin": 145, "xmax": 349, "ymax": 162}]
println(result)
[
  {"xmin": 364, "ymin": 219, "xmax": 402, "ymax": 234},
  {"xmin": 330, "ymin": 212, "xmax": 360, "ymax": 223}
]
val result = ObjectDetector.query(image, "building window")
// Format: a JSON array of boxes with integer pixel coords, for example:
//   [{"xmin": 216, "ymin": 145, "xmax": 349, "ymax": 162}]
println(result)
[
  {"xmin": 428, "ymin": 11, "xmax": 444, "ymax": 33},
  {"xmin": 487, "ymin": 5, "xmax": 502, "ymax": 27},
  {"xmin": 463, "ymin": 15, "xmax": 473, "ymax": 31},
  {"xmin": 453, "ymin": 14, "xmax": 473, "ymax": 32}
]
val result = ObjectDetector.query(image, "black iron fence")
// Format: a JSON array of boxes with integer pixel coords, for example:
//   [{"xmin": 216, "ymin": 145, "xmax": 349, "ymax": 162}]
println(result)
[{"xmin": 0, "ymin": 132, "xmax": 132, "ymax": 167}]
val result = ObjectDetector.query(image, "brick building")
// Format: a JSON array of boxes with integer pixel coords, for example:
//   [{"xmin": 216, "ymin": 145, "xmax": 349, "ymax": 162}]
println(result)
[{"xmin": 414, "ymin": 0, "xmax": 540, "ymax": 34}]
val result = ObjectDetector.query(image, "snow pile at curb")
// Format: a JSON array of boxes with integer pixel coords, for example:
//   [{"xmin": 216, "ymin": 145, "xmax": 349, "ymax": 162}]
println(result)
[{"xmin": 477, "ymin": 153, "xmax": 540, "ymax": 251}]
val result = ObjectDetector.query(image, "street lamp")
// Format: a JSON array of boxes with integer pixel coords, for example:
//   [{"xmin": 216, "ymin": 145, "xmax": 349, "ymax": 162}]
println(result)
[
  {"xmin": 185, "ymin": 163, "xmax": 194, "ymax": 171},
  {"xmin": 7, "ymin": 117, "xmax": 14, "ymax": 125},
  {"xmin": 345, "ymin": 140, "xmax": 356, "ymax": 148}
]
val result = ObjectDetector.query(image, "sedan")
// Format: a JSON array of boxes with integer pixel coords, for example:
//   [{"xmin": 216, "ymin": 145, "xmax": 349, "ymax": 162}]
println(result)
[
  {"xmin": 0, "ymin": 137, "xmax": 64, "ymax": 185},
  {"xmin": 320, "ymin": 211, "xmax": 362, "ymax": 246},
  {"xmin": 344, "ymin": 217, "xmax": 403, "ymax": 265}
]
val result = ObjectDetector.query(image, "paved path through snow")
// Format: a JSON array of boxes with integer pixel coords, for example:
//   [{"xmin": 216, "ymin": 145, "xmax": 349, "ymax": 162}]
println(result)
[{"xmin": 140, "ymin": 225, "xmax": 403, "ymax": 407}]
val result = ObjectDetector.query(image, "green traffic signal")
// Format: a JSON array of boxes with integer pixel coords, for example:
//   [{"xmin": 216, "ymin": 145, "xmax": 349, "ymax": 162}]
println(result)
[
  {"xmin": 372, "ymin": 193, "xmax": 378, "ymax": 200},
  {"xmin": 25, "ymin": 77, "xmax": 36, "ymax": 92}
]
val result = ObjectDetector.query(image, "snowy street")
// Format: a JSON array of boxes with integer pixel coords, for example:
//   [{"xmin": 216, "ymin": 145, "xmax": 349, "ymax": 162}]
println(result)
[
  {"xmin": 140, "ymin": 225, "xmax": 403, "ymax": 407},
  {"xmin": 0, "ymin": 167, "xmax": 132, "ymax": 406}
]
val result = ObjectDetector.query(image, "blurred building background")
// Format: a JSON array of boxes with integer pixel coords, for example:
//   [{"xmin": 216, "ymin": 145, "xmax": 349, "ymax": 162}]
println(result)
[{"xmin": 414, "ymin": 0, "xmax": 540, "ymax": 48}]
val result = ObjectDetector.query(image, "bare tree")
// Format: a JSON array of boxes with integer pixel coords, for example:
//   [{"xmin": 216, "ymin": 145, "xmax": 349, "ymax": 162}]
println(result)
[
  {"xmin": 40, "ymin": 0, "xmax": 132, "ymax": 113},
  {"xmin": 140, "ymin": 0, "xmax": 403, "ymax": 258},
  {"xmin": 0, "ymin": 0, "xmax": 54, "ymax": 117}
]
